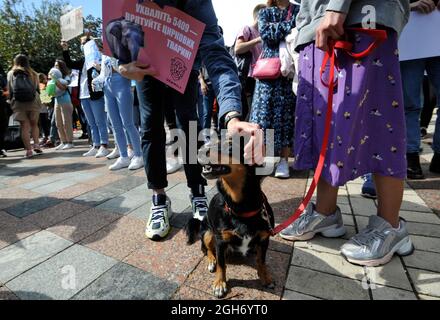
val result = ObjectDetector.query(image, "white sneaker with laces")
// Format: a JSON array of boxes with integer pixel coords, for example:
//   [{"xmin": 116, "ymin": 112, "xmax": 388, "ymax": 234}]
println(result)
[
  {"xmin": 83, "ymin": 147, "xmax": 98, "ymax": 157},
  {"xmin": 62, "ymin": 144, "xmax": 74, "ymax": 150},
  {"xmin": 128, "ymin": 156, "xmax": 144, "ymax": 170},
  {"xmin": 55, "ymin": 143, "xmax": 65, "ymax": 151},
  {"xmin": 109, "ymin": 157, "xmax": 131, "ymax": 171},
  {"xmin": 96, "ymin": 147, "xmax": 111, "ymax": 158},
  {"xmin": 146, "ymin": 199, "xmax": 172, "ymax": 241},
  {"xmin": 107, "ymin": 147, "xmax": 120, "ymax": 160},
  {"xmin": 275, "ymin": 159, "xmax": 290, "ymax": 179}
]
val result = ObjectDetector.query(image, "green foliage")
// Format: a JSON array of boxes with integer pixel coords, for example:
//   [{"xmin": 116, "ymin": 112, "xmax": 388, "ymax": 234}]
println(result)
[{"xmin": 0, "ymin": 0, "xmax": 102, "ymax": 74}]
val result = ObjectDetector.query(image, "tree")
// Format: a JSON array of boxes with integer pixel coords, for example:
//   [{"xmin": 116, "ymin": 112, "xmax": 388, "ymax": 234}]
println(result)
[{"xmin": 0, "ymin": 0, "xmax": 102, "ymax": 74}]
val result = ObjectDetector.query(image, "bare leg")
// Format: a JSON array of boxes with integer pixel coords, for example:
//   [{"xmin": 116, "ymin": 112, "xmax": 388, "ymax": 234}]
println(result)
[
  {"xmin": 281, "ymin": 147, "xmax": 290, "ymax": 161},
  {"xmin": 20, "ymin": 120, "xmax": 31, "ymax": 151},
  {"xmin": 316, "ymin": 177, "xmax": 339, "ymax": 216},
  {"xmin": 373, "ymin": 174, "xmax": 403, "ymax": 228},
  {"xmin": 29, "ymin": 119, "xmax": 40, "ymax": 149}
]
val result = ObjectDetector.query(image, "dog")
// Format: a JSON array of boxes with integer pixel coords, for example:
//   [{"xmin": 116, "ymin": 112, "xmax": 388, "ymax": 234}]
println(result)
[
  {"xmin": 185, "ymin": 139, "xmax": 275, "ymax": 299},
  {"xmin": 105, "ymin": 17, "xmax": 145, "ymax": 64}
]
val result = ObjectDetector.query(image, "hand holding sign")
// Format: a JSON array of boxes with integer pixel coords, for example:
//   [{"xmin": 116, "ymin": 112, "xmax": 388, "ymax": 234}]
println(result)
[{"xmin": 119, "ymin": 61, "xmax": 158, "ymax": 82}]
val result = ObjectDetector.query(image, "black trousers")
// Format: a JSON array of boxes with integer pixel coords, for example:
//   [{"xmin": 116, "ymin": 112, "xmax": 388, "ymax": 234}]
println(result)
[
  {"xmin": 39, "ymin": 113, "xmax": 51, "ymax": 138},
  {"xmin": 0, "ymin": 104, "xmax": 9, "ymax": 150},
  {"xmin": 136, "ymin": 71, "xmax": 207, "ymax": 190},
  {"xmin": 421, "ymin": 76, "xmax": 438, "ymax": 129}
]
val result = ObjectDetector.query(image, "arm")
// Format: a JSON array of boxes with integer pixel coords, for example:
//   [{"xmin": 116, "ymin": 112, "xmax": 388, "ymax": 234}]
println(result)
[
  {"xmin": 199, "ymin": 72, "xmax": 208, "ymax": 96},
  {"xmin": 259, "ymin": 8, "xmax": 296, "ymax": 47},
  {"xmin": 410, "ymin": 0, "xmax": 436, "ymax": 13},
  {"xmin": 191, "ymin": 0, "xmax": 242, "ymax": 124},
  {"xmin": 235, "ymin": 37, "xmax": 262, "ymax": 55},
  {"xmin": 61, "ymin": 42, "xmax": 85, "ymax": 71}
]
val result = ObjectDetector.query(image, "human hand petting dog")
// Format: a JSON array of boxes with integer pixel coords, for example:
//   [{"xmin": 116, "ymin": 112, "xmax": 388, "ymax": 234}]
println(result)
[
  {"xmin": 315, "ymin": 11, "xmax": 347, "ymax": 51},
  {"xmin": 118, "ymin": 62, "xmax": 158, "ymax": 81},
  {"xmin": 227, "ymin": 118, "xmax": 265, "ymax": 165}
]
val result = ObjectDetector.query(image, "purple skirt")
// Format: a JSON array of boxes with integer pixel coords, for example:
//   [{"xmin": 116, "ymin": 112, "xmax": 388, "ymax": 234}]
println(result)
[{"xmin": 294, "ymin": 30, "xmax": 407, "ymax": 187}]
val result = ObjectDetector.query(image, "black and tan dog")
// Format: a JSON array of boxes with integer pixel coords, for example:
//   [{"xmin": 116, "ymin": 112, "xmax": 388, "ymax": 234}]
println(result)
[{"xmin": 186, "ymin": 139, "xmax": 275, "ymax": 298}]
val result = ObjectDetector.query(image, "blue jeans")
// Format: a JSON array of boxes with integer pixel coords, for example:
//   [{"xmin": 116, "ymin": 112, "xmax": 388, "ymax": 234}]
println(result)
[
  {"xmin": 81, "ymin": 97, "xmax": 109, "ymax": 147},
  {"xmin": 197, "ymin": 83, "xmax": 215, "ymax": 132},
  {"xmin": 401, "ymin": 57, "xmax": 440, "ymax": 154},
  {"xmin": 104, "ymin": 73, "xmax": 142, "ymax": 158}
]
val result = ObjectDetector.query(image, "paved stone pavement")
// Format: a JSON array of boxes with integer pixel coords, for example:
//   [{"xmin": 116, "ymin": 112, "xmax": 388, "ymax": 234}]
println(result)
[{"xmin": 0, "ymin": 116, "xmax": 439, "ymax": 300}]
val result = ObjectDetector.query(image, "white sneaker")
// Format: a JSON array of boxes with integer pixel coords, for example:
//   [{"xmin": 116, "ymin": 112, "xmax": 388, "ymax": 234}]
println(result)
[
  {"xmin": 96, "ymin": 147, "xmax": 111, "ymax": 158},
  {"xmin": 166, "ymin": 158, "xmax": 183, "ymax": 174},
  {"xmin": 128, "ymin": 149, "xmax": 135, "ymax": 160},
  {"xmin": 275, "ymin": 159, "xmax": 290, "ymax": 179},
  {"xmin": 55, "ymin": 143, "xmax": 65, "ymax": 151},
  {"xmin": 109, "ymin": 157, "xmax": 131, "ymax": 171},
  {"xmin": 146, "ymin": 199, "xmax": 172, "ymax": 241},
  {"xmin": 83, "ymin": 147, "xmax": 98, "ymax": 157},
  {"xmin": 107, "ymin": 147, "xmax": 120, "ymax": 160},
  {"xmin": 128, "ymin": 156, "xmax": 144, "ymax": 170},
  {"xmin": 62, "ymin": 144, "xmax": 74, "ymax": 150}
]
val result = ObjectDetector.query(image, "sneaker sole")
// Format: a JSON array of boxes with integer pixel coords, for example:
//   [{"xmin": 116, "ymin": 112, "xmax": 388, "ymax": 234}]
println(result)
[
  {"xmin": 342, "ymin": 237, "xmax": 414, "ymax": 267},
  {"xmin": 147, "ymin": 227, "xmax": 172, "ymax": 242},
  {"xmin": 280, "ymin": 225, "xmax": 346, "ymax": 241},
  {"xmin": 361, "ymin": 193, "xmax": 377, "ymax": 200}
]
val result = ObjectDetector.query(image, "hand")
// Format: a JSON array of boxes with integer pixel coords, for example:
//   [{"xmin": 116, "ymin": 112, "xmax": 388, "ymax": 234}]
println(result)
[
  {"xmin": 119, "ymin": 62, "xmax": 158, "ymax": 81},
  {"xmin": 93, "ymin": 63, "xmax": 101, "ymax": 71},
  {"xmin": 315, "ymin": 11, "xmax": 347, "ymax": 51},
  {"xmin": 61, "ymin": 41, "xmax": 69, "ymax": 51},
  {"xmin": 200, "ymin": 82, "xmax": 209, "ymax": 96},
  {"xmin": 411, "ymin": 0, "xmax": 436, "ymax": 13},
  {"xmin": 227, "ymin": 118, "xmax": 265, "ymax": 165}
]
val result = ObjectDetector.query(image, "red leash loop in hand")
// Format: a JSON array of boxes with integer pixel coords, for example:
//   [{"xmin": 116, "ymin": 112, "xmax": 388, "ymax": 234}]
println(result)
[{"xmin": 271, "ymin": 28, "xmax": 387, "ymax": 236}]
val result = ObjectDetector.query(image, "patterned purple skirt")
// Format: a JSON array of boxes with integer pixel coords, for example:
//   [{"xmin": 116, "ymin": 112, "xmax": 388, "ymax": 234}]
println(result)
[{"xmin": 293, "ymin": 30, "xmax": 407, "ymax": 187}]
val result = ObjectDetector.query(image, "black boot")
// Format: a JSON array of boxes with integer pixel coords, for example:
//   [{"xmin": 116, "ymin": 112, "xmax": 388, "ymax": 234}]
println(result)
[
  {"xmin": 430, "ymin": 153, "xmax": 440, "ymax": 174},
  {"xmin": 407, "ymin": 153, "xmax": 425, "ymax": 180}
]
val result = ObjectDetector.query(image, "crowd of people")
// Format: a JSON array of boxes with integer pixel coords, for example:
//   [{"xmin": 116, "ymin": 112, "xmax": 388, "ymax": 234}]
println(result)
[{"xmin": 0, "ymin": 0, "xmax": 439, "ymax": 267}]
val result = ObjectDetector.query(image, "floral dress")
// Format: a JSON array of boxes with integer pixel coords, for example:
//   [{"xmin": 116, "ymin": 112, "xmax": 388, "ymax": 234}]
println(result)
[{"xmin": 250, "ymin": 4, "xmax": 299, "ymax": 155}]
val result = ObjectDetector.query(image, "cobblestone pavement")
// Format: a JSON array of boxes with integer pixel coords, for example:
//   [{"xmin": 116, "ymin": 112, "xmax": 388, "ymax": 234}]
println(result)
[{"xmin": 0, "ymin": 116, "xmax": 439, "ymax": 300}]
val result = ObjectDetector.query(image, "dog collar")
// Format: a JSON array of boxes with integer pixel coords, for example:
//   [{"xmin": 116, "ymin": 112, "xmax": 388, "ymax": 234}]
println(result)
[{"xmin": 224, "ymin": 193, "xmax": 268, "ymax": 219}]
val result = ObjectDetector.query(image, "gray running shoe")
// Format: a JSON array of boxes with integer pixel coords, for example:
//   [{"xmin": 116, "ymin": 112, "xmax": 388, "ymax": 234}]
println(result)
[
  {"xmin": 279, "ymin": 203, "xmax": 346, "ymax": 241},
  {"xmin": 341, "ymin": 216, "xmax": 414, "ymax": 267}
]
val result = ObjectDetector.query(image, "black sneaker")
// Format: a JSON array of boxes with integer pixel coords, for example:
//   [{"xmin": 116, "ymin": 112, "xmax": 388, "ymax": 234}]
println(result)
[
  {"xmin": 430, "ymin": 153, "xmax": 440, "ymax": 174},
  {"xmin": 0, "ymin": 150, "xmax": 7, "ymax": 158},
  {"xmin": 407, "ymin": 153, "xmax": 425, "ymax": 180},
  {"xmin": 191, "ymin": 196, "xmax": 209, "ymax": 221},
  {"xmin": 421, "ymin": 127, "xmax": 428, "ymax": 138}
]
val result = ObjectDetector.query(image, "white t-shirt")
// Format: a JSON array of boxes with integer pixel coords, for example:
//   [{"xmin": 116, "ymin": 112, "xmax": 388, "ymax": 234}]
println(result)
[{"xmin": 79, "ymin": 63, "xmax": 90, "ymax": 100}]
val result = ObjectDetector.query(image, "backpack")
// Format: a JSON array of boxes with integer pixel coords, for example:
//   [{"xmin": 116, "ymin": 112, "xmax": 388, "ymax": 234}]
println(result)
[{"xmin": 11, "ymin": 70, "xmax": 36, "ymax": 103}]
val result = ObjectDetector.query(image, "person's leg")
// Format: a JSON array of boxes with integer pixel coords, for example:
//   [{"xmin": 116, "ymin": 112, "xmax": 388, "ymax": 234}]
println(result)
[
  {"xmin": 105, "ymin": 83, "xmax": 128, "ymax": 158},
  {"xmin": 401, "ymin": 59, "xmax": 426, "ymax": 179},
  {"xmin": 61, "ymin": 103, "xmax": 74, "ymax": 144},
  {"xmin": 48, "ymin": 108, "xmax": 59, "ymax": 145},
  {"xmin": 55, "ymin": 102, "xmax": 67, "ymax": 144},
  {"xmin": 137, "ymin": 77, "xmax": 167, "ymax": 192},
  {"xmin": 374, "ymin": 175, "xmax": 403, "ymax": 228},
  {"xmin": 29, "ymin": 114, "xmax": 40, "ymax": 151},
  {"xmin": 116, "ymin": 76, "xmax": 142, "ymax": 157},
  {"xmin": 426, "ymin": 57, "xmax": 440, "ymax": 155},
  {"xmin": 172, "ymin": 71, "xmax": 207, "ymax": 193},
  {"xmin": 426, "ymin": 57, "xmax": 440, "ymax": 173},
  {"xmin": 316, "ymin": 178, "xmax": 339, "ymax": 216},
  {"xmin": 81, "ymin": 98, "xmax": 100, "ymax": 147},
  {"xmin": 89, "ymin": 97, "xmax": 109, "ymax": 147},
  {"xmin": 420, "ymin": 76, "xmax": 436, "ymax": 134},
  {"xmin": 19, "ymin": 119, "xmax": 31, "ymax": 151}
]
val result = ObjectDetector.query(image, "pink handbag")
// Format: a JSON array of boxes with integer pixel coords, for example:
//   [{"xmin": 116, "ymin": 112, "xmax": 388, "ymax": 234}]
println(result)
[
  {"xmin": 252, "ymin": 57, "xmax": 282, "ymax": 80},
  {"xmin": 252, "ymin": 4, "xmax": 293, "ymax": 80}
]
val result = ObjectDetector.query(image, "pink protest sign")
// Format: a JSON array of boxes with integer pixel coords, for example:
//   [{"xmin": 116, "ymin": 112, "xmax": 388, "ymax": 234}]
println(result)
[{"xmin": 103, "ymin": 0, "xmax": 205, "ymax": 93}]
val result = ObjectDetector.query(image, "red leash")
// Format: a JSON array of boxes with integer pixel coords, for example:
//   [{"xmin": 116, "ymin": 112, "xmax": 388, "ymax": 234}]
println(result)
[{"xmin": 271, "ymin": 28, "xmax": 387, "ymax": 236}]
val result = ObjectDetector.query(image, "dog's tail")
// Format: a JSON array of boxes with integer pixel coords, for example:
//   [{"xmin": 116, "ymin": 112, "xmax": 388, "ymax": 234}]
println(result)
[{"xmin": 185, "ymin": 218, "xmax": 203, "ymax": 245}]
